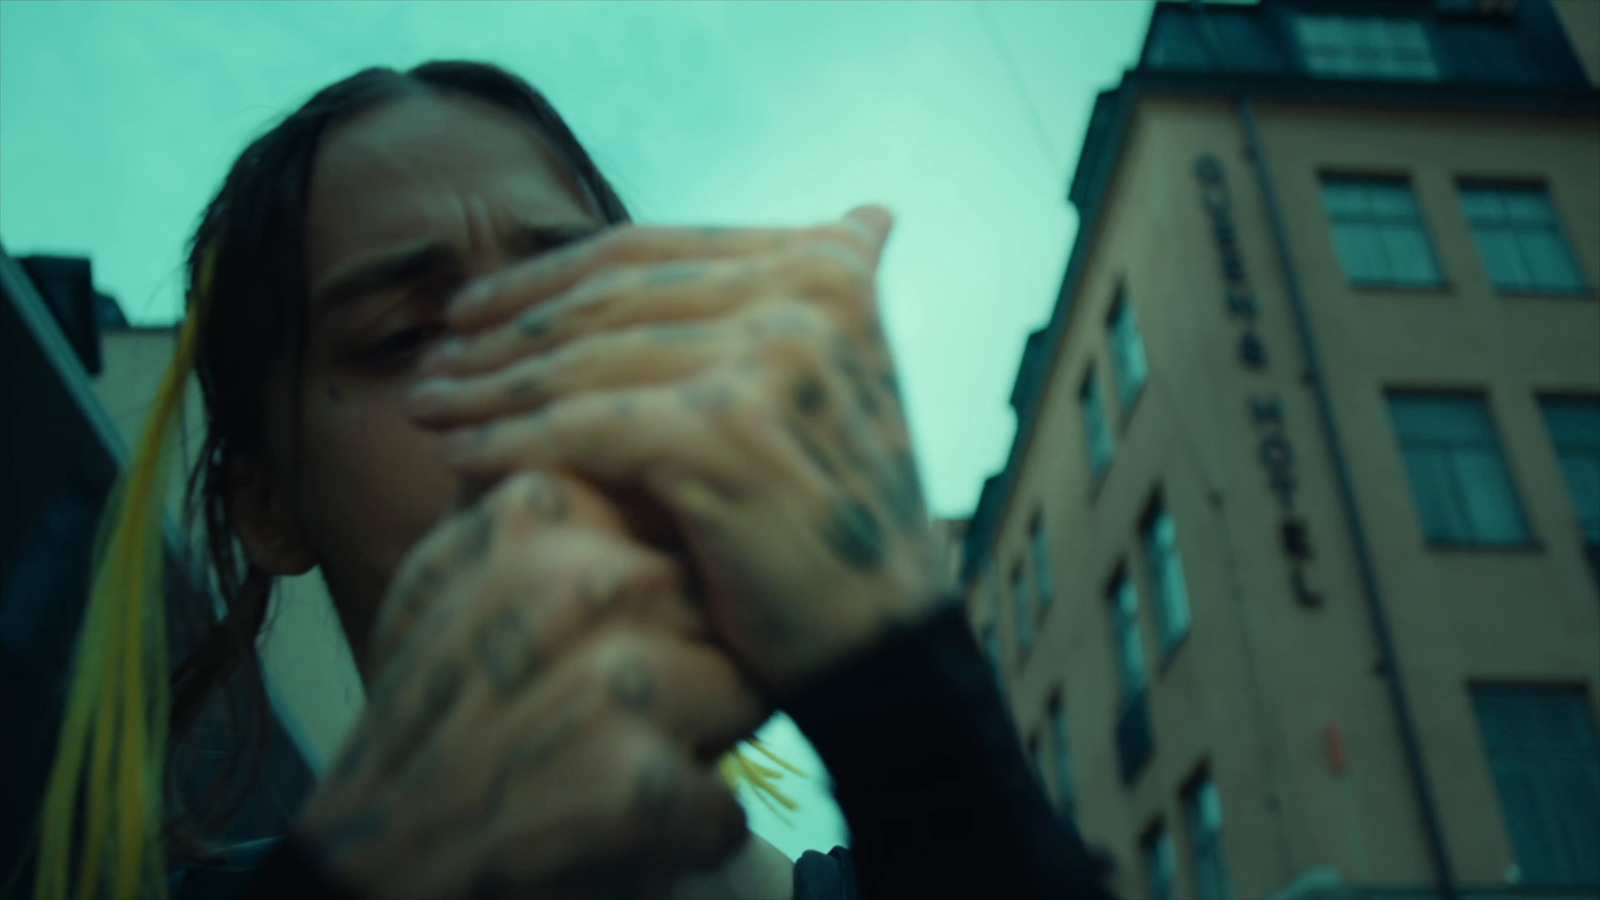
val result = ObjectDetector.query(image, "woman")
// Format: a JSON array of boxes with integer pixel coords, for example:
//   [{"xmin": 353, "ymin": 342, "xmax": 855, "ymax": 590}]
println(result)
[{"xmin": 38, "ymin": 61, "xmax": 1112, "ymax": 899}]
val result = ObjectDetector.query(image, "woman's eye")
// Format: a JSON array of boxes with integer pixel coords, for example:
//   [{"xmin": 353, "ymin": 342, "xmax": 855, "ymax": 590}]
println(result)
[{"xmin": 357, "ymin": 324, "xmax": 445, "ymax": 366}]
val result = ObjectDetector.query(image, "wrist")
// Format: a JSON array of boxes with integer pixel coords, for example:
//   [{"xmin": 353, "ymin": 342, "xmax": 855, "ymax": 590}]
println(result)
[{"xmin": 754, "ymin": 587, "xmax": 954, "ymax": 691}]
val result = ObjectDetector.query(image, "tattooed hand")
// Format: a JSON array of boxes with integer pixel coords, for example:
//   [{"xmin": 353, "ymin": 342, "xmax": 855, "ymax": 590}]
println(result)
[
  {"xmin": 405, "ymin": 205, "xmax": 948, "ymax": 691},
  {"xmin": 296, "ymin": 471, "xmax": 767, "ymax": 899}
]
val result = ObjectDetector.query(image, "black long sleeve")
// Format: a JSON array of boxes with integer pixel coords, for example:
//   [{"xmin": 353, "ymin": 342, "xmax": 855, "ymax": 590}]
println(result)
[{"xmin": 780, "ymin": 600, "xmax": 1115, "ymax": 900}]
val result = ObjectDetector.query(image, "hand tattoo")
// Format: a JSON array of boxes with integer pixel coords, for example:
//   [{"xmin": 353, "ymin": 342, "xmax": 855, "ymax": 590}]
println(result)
[
  {"xmin": 819, "ymin": 494, "xmax": 885, "ymax": 571},
  {"xmin": 609, "ymin": 658, "xmax": 654, "ymax": 712},
  {"xmin": 474, "ymin": 606, "xmax": 544, "ymax": 695},
  {"xmin": 792, "ymin": 374, "xmax": 827, "ymax": 415}
]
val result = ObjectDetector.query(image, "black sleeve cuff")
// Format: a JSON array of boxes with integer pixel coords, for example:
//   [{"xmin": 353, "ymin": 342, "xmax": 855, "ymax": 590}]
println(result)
[
  {"xmin": 236, "ymin": 834, "xmax": 367, "ymax": 900},
  {"xmin": 779, "ymin": 600, "xmax": 1114, "ymax": 900}
]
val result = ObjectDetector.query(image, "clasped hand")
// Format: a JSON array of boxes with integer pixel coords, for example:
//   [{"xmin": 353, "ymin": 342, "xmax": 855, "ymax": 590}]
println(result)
[{"xmin": 409, "ymin": 204, "xmax": 944, "ymax": 689}]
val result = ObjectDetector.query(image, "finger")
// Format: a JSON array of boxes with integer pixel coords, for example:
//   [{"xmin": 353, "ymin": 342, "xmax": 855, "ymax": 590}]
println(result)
[
  {"xmin": 438, "ymin": 380, "xmax": 759, "ymax": 494},
  {"xmin": 490, "ymin": 739, "xmax": 749, "ymax": 879},
  {"xmin": 444, "ymin": 220, "xmax": 880, "ymax": 333},
  {"xmin": 425, "ymin": 242, "xmax": 872, "ymax": 378},
  {"xmin": 582, "ymin": 629, "xmax": 769, "ymax": 760},
  {"xmin": 408, "ymin": 321, "xmax": 728, "ymax": 428},
  {"xmin": 370, "ymin": 471, "xmax": 591, "ymax": 675},
  {"xmin": 840, "ymin": 204, "xmax": 895, "ymax": 270},
  {"xmin": 368, "ymin": 498, "xmax": 501, "ymax": 664},
  {"xmin": 453, "ymin": 529, "xmax": 699, "ymax": 701}
]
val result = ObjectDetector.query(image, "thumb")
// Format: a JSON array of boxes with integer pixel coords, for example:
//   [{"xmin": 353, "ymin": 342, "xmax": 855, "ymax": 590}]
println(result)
[{"xmin": 841, "ymin": 204, "xmax": 895, "ymax": 269}]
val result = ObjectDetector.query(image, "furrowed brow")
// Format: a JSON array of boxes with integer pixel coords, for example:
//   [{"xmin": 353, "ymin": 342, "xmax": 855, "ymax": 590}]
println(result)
[{"xmin": 312, "ymin": 242, "xmax": 459, "ymax": 318}]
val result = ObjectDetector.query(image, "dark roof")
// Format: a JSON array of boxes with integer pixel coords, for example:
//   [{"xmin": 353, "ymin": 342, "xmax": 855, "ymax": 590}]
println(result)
[{"xmin": 960, "ymin": 0, "xmax": 1599, "ymax": 585}]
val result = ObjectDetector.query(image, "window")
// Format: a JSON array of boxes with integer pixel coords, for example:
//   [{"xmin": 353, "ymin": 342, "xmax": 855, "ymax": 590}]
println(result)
[
  {"xmin": 1184, "ymin": 773, "xmax": 1235, "ymax": 900},
  {"xmin": 1109, "ymin": 569, "xmax": 1148, "ymax": 698},
  {"xmin": 1461, "ymin": 184, "xmax": 1585, "ymax": 293},
  {"xmin": 1029, "ymin": 733, "xmax": 1051, "ymax": 799},
  {"xmin": 1011, "ymin": 564, "xmax": 1032, "ymax": 656},
  {"xmin": 1321, "ymin": 177, "xmax": 1443, "ymax": 287},
  {"xmin": 1471, "ymin": 685, "xmax": 1600, "ymax": 885},
  {"xmin": 1048, "ymin": 692, "xmax": 1075, "ymax": 815},
  {"xmin": 1541, "ymin": 397, "xmax": 1600, "ymax": 586},
  {"xmin": 1081, "ymin": 370, "xmax": 1114, "ymax": 481},
  {"xmin": 1388, "ymin": 393, "xmax": 1531, "ymax": 545},
  {"xmin": 1142, "ymin": 824, "xmax": 1178, "ymax": 900},
  {"xmin": 1029, "ymin": 516, "xmax": 1054, "ymax": 610},
  {"xmin": 1142, "ymin": 500, "xmax": 1193, "ymax": 652},
  {"xmin": 1108, "ymin": 292, "xmax": 1148, "ymax": 414},
  {"xmin": 1541, "ymin": 398, "xmax": 1600, "ymax": 543},
  {"xmin": 1294, "ymin": 14, "xmax": 1439, "ymax": 81}
]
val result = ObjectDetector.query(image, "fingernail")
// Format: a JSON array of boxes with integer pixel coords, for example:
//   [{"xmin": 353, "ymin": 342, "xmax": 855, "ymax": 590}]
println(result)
[
  {"xmin": 419, "ymin": 338, "xmax": 462, "ymax": 374},
  {"xmin": 407, "ymin": 378, "xmax": 454, "ymax": 416},
  {"xmin": 451, "ymin": 281, "xmax": 494, "ymax": 313}
]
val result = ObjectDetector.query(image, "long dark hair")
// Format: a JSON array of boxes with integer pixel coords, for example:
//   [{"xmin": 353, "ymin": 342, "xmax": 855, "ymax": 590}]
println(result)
[{"xmin": 169, "ymin": 61, "xmax": 631, "ymax": 852}]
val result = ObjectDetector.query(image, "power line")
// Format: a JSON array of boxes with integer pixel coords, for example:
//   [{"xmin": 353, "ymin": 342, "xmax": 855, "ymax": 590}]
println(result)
[{"xmin": 973, "ymin": 0, "xmax": 1062, "ymax": 170}]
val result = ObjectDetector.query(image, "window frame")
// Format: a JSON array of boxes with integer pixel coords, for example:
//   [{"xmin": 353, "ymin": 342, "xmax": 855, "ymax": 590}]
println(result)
[
  {"xmin": 1141, "ymin": 820, "xmax": 1179, "ymax": 900},
  {"xmin": 1141, "ymin": 495, "xmax": 1194, "ymax": 658},
  {"xmin": 1386, "ymin": 390, "xmax": 1536, "ymax": 549},
  {"xmin": 1106, "ymin": 287, "xmax": 1149, "ymax": 420},
  {"xmin": 1029, "ymin": 512, "xmax": 1054, "ymax": 612},
  {"xmin": 1538, "ymin": 394, "xmax": 1600, "ymax": 549},
  {"xmin": 1319, "ymin": 174, "xmax": 1447, "ymax": 289},
  {"xmin": 1081, "ymin": 366, "xmax": 1115, "ymax": 486},
  {"xmin": 1291, "ymin": 11, "xmax": 1443, "ymax": 82},
  {"xmin": 1182, "ymin": 769, "xmax": 1235, "ymax": 900},
  {"xmin": 1469, "ymin": 683, "xmax": 1600, "ymax": 886},
  {"xmin": 1107, "ymin": 563, "xmax": 1149, "ymax": 701},
  {"xmin": 1011, "ymin": 561, "xmax": 1033, "ymax": 658},
  {"xmin": 1457, "ymin": 181, "xmax": 1590, "ymax": 296}
]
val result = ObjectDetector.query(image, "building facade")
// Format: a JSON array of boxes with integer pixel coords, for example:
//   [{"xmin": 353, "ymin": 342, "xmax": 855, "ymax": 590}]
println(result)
[{"xmin": 959, "ymin": 2, "xmax": 1600, "ymax": 898}]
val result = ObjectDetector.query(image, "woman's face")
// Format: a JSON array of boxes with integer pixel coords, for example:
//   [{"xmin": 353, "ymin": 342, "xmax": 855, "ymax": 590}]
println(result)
[{"xmin": 236, "ymin": 90, "xmax": 605, "ymax": 665}]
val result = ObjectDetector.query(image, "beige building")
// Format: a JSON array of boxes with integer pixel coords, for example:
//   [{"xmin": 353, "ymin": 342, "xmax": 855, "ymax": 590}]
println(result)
[{"xmin": 958, "ymin": 1, "xmax": 1600, "ymax": 898}]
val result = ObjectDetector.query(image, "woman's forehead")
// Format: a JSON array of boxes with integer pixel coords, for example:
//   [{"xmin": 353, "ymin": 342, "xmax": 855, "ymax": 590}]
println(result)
[{"xmin": 304, "ymin": 91, "xmax": 598, "ymax": 283}]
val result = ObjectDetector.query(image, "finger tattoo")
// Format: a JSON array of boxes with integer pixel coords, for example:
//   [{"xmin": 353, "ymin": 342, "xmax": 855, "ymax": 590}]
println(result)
[
  {"xmin": 505, "ymin": 372, "xmax": 543, "ymax": 401},
  {"xmin": 474, "ymin": 606, "xmax": 544, "ymax": 695},
  {"xmin": 819, "ymin": 494, "xmax": 885, "ymax": 571},
  {"xmin": 525, "ymin": 474, "xmax": 569, "ymax": 522},
  {"xmin": 518, "ymin": 308, "xmax": 555, "ymax": 339},
  {"xmin": 792, "ymin": 374, "xmax": 827, "ymax": 415},
  {"xmin": 579, "ymin": 570, "xmax": 625, "ymax": 614},
  {"xmin": 784, "ymin": 418, "xmax": 839, "ymax": 477},
  {"xmin": 609, "ymin": 658, "xmax": 654, "ymax": 712},
  {"xmin": 831, "ymin": 339, "xmax": 880, "ymax": 417}
]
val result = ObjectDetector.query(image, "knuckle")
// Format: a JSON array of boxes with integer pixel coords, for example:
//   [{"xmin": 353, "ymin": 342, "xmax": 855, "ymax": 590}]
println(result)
[
  {"xmin": 798, "ymin": 239, "xmax": 872, "ymax": 297},
  {"xmin": 491, "ymin": 470, "xmax": 566, "ymax": 528}
]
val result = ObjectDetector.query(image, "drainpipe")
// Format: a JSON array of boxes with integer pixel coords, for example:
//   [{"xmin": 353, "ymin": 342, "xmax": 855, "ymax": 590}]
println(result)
[{"xmin": 1235, "ymin": 99, "xmax": 1458, "ymax": 900}]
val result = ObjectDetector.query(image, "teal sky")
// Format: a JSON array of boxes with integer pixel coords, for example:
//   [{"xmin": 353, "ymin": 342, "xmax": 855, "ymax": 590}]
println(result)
[
  {"xmin": 1, "ymin": 0, "xmax": 1154, "ymax": 861},
  {"xmin": 0, "ymin": 0, "xmax": 1153, "ymax": 521}
]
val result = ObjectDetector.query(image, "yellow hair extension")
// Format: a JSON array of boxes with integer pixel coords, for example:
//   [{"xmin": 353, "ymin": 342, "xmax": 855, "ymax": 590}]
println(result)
[
  {"xmin": 37, "ymin": 252, "xmax": 211, "ymax": 900},
  {"xmin": 31, "ymin": 241, "xmax": 804, "ymax": 897},
  {"xmin": 720, "ymin": 737, "xmax": 807, "ymax": 828}
]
